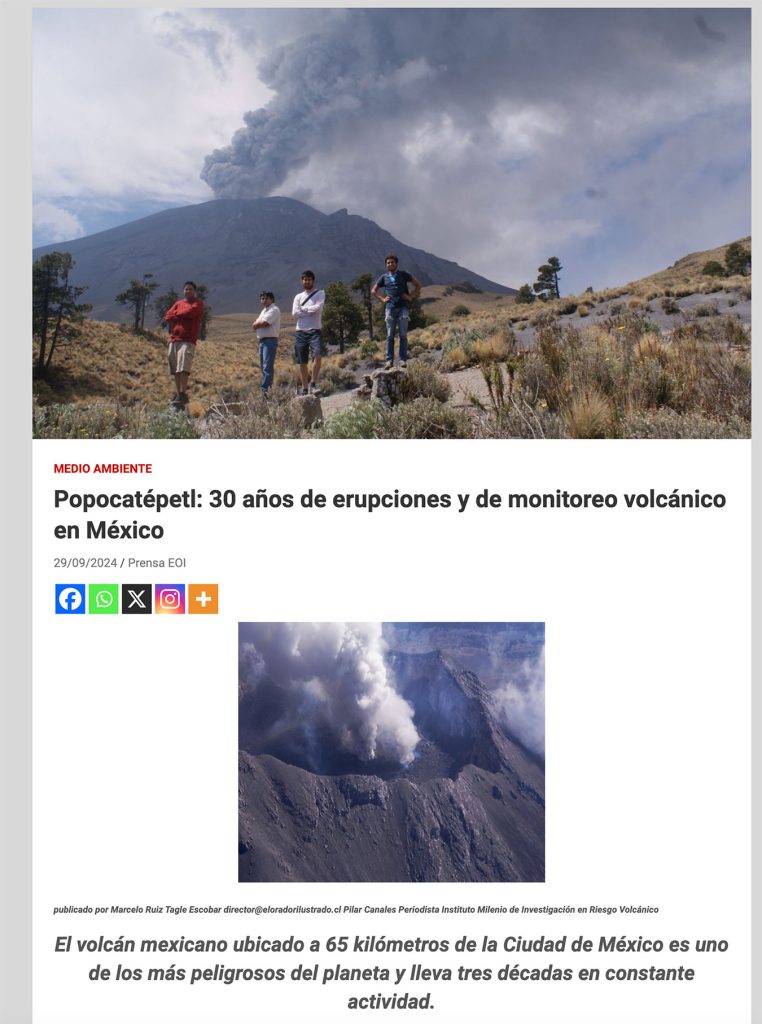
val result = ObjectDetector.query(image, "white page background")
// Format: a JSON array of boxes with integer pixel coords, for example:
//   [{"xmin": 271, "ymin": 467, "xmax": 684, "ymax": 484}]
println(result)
[{"xmin": 32, "ymin": 438, "xmax": 751, "ymax": 1023}]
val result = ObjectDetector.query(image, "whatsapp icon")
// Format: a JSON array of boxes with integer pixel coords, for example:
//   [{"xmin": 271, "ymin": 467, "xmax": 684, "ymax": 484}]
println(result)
[{"xmin": 88, "ymin": 584, "xmax": 119, "ymax": 615}]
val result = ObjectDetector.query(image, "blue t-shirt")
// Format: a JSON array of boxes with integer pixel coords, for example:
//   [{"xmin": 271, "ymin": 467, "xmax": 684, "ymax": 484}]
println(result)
[{"xmin": 375, "ymin": 270, "xmax": 413, "ymax": 310}]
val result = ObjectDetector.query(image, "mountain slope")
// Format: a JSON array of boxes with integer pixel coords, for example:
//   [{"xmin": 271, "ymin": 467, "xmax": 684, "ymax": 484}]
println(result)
[{"xmin": 32, "ymin": 197, "xmax": 514, "ymax": 320}]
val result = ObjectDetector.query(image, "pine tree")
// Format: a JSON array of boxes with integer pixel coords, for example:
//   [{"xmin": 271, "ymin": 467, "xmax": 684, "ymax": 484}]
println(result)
[
  {"xmin": 515, "ymin": 284, "xmax": 536, "ymax": 305},
  {"xmin": 724, "ymin": 242, "xmax": 750, "ymax": 276},
  {"xmin": 351, "ymin": 272, "xmax": 375, "ymax": 341},
  {"xmin": 195, "ymin": 284, "xmax": 212, "ymax": 340},
  {"xmin": 154, "ymin": 288, "xmax": 180, "ymax": 329},
  {"xmin": 323, "ymin": 281, "xmax": 364, "ymax": 353},
  {"xmin": 33, "ymin": 252, "xmax": 92, "ymax": 378},
  {"xmin": 533, "ymin": 256, "xmax": 563, "ymax": 299},
  {"xmin": 116, "ymin": 273, "xmax": 159, "ymax": 332}
]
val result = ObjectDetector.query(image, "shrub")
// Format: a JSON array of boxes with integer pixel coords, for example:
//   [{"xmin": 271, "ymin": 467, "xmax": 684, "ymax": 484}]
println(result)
[
  {"xmin": 724, "ymin": 242, "xmax": 750, "ymax": 276},
  {"xmin": 514, "ymin": 284, "xmax": 535, "ymax": 305},
  {"xmin": 317, "ymin": 362, "xmax": 357, "ymax": 394},
  {"xmin": 33, "ymin": 402, "xmax": 198, "ymax": 439},
  {"xmin": 693, "ymin": 303, "xmax": 719, "ymax": 318},
  {"xmin": 622, "ymin": 410, "xmax": 749, "ymax": 439},
  {"xmin": 402, "ymin": 360, "xmax": 451, "ymax": 403},
  {"xmin": 319, "ymin": 401, "xmax": 384, "ymax": 439},
  {"xmin": 660, "ymin": 296, "xmax": 680, "ymax": 315},
  {"xmin": 203, "ymin": 389, "xmax": 309, "ymax": 439},
  {"xmin": 467, "ymin": 367, "xmax": 563, "ymax": 438},
  {"xmin": 701, "ymin": 260, "xmax": 726, "ymax": 277},
  {"xmin": 334, "ymin": 352, "xmax": 358, "ymax": 369},
  {"xmin": 529, "ymin": 309, "xmax": 556, "ymax": 328},
  {"xmin": 450, "ymin": 304, "xmax": 472, "ymax": 317},
  {"xmin": 358, "ymin": 337, "xmax": 379, "ymax": 360},
  {"xmin": 381, "ymin": 397, "xmax": 471, "ymax": 439},
  {"xmin": 441, "ymin": 326, "xmax": 484, "ymax": 369},
  {"xmin": 472, "ymin": 329, "xmax": 514, "ymax": 363},
  {"xmin": 442, "ymin": 346, "xmax": 470, "ymax": 370},
  {"xmin": 563, "ymin": 389, "xmax": 614, "ymax": 438}
]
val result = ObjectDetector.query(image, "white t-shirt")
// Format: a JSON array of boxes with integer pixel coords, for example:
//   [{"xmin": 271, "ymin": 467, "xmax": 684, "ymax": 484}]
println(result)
[
  {"xmin": 292, "ymin": 289, "xmax": 325, "ymax": 330},
  {"xmin": 254, "ymin": 304, "xmax": 281, "ymax": 340}
]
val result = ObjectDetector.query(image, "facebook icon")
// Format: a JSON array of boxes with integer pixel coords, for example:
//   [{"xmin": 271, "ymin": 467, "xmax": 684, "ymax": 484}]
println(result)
[{"xmin": 55, "ymin": 584, "xmax": 86, "ymax": 614}]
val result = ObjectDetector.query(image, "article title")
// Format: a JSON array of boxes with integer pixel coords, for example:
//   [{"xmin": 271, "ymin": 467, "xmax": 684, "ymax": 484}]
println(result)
[{"xmin": 51, "ymin": 487, "xmax": 728, "ymax": 541}]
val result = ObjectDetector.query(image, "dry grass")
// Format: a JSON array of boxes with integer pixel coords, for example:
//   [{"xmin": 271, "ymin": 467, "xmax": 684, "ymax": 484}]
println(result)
[
  {"xmin": 33, "ymin": 318, "xmax": 362, "ymax": 411},
  {"xmin": 563, "ymin": 389, "xmax": 613, "ymax": 439},
  {"xmin": 515, "ymin": 316, "xmax": 750, "ymax": 436},
  {"xmin": 32, "ymin": 236, "xmax": 751, "ymax": 439}
]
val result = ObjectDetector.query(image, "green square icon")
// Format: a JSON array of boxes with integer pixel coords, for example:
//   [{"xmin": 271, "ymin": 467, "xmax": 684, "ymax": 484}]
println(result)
[{"xmin": 89, "ymin": 584, "xmax": 119, "ymax": 615}]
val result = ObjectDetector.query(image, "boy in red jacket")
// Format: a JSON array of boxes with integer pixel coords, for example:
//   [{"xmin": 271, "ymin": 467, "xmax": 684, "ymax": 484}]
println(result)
[{"xmin": 164, "ymin": 281, "xmax": 204, "ymax": 409}]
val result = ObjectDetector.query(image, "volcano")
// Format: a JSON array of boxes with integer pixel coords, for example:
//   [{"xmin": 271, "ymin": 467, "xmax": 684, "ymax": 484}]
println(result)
[
  {"xmin": 238, "ymin": 632, "xmax": 544, "ymax": 883},
  {"xmin": 32, "ymin": 197, "xmax": 514, "ymax": 321}
]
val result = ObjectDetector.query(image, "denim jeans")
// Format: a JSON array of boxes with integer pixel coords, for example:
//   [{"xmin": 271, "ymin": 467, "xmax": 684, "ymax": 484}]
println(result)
[
  {"xmin": 385, "ymin": 305, "xmax": 409, "ymax": 362},
  {"xmin": 259, "ymin": 337, "xmax": 278, "ymax": 393}
]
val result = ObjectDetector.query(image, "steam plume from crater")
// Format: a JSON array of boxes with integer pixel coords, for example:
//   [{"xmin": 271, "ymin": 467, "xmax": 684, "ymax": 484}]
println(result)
[
  {"xmin": 493, "ymin": 646, "xmax": 545, "ymax": 758},
  {"xmin": 239, "ymin": 622, "xmax": 420, "ymax": 771}
]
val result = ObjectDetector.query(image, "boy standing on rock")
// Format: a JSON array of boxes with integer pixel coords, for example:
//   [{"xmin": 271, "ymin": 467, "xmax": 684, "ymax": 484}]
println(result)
[
  {"xmin": 292, "ymin": 270, "xmax": 325, "ymax": 395},
  {"xmin": 371, "ymin": 255, "xmax": 422, "ymax": 369}
]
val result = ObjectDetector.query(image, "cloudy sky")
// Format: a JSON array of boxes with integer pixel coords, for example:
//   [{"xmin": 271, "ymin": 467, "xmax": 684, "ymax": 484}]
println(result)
[{"xmin": 33, "ymin": 8, "xmax": 750, "ymax": 294}]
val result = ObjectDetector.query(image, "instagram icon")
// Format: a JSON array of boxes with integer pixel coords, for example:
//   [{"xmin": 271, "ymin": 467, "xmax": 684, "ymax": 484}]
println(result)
[{"xmin": 154, "ymin": 584, "xmax": 186, "ymax": 615}]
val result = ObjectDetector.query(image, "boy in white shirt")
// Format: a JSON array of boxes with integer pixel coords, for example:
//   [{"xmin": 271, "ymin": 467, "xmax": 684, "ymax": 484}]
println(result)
[{"xmin": 292, "ymin": 270, "xmax": 325, "ymax": 395}]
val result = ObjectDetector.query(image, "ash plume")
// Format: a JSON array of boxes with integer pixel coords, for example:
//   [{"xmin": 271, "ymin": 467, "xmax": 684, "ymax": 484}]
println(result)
[
  {"xmin": 493, "ymin": 646, "xmax": 545, "ymax": 758},
  {"xmin": 201, "ymin": 8, "xmax": 748, "ymax": 204},
  {"xmin": 239, "ymin": 622, "xmax": 420, "ymax": 771}
]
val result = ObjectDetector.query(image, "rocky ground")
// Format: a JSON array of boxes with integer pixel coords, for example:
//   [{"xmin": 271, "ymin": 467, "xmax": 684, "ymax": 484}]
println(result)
[
  {"xmin": 312, "ymin": 284, "xmax": 753, "ymax": 420},
  {"xmin": 239, "ymin": 649, "xmax": 545, "ymax": 884}
]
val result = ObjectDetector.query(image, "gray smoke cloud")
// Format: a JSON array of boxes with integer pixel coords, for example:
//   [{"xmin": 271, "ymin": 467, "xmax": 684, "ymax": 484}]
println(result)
[
  {"xmin": 493, "ymin": 647, "xmax": 545, "ymax": 758},
  {"xmin": 202, "ymin": 8, "xmax": 749, "ymax": 206},
  {"xmin": 239, "ymin": 622, "xmax": 420, "ymax": 769}
]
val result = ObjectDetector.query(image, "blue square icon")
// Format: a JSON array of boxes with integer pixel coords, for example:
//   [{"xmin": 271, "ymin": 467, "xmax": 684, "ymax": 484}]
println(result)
[{"xmin": 56, "ymin": 584, "xmax": 86, "ymax": 614}]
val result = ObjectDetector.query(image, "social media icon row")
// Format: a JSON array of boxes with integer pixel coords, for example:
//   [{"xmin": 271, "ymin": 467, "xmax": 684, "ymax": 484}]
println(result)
[{"xmin": 55, "ymin": 584, "xmax": 218, "ymax": 615}]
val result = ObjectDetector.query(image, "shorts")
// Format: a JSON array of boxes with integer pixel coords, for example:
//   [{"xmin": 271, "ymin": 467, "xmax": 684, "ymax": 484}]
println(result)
[
  {"xmin": 168, "ymin": 341, "xmax": 195, "ymax": 375},
  {"xmin": 294, "ymin": 329, "xmax": 322, "ymax": 364}
]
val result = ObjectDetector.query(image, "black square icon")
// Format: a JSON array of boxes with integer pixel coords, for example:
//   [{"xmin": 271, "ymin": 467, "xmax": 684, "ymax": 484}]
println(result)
[{"xmin": 121, "ymin": 584, "xmax": 152, "ymax": 614}]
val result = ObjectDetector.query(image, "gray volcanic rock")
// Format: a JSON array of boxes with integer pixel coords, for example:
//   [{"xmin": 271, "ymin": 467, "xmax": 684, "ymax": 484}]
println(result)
[
  {"xmin": 32, "ymin": 197, "xmax": 514, "ymax": 320},
  {"xmin": 238, "ymin": 649, "xmax": 544, "ymax": 883}
]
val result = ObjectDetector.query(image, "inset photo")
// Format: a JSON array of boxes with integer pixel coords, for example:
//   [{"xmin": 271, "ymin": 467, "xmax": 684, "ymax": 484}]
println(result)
[{"xmin": 238, "ymin": 622, "xmax": 544, "ymax": 883}]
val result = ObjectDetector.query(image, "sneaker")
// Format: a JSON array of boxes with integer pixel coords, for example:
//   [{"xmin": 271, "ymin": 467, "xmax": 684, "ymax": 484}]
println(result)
[
  {"xmin": 179, "ymin": 393, "xmax": 189, "ymax": 405},
  {"xmin": 309, "ymin": 381, "xmax": 320, "ymax": 395},
  {"xmin": 399, "ymin": 360, "xmax": 407, "ymax": 369},
  {"xmin": 298, "ymin": 388, "xmax": 308, "ymax": 397},
  {"xmin": 384, "ymin": 361, "xmax": 393, "ymax": 370}
]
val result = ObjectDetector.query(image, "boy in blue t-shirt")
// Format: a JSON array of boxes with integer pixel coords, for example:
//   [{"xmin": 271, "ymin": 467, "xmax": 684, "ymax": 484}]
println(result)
[{"xmin": 371, "ymin": 254, "xmax": 422, "ymax": 368}]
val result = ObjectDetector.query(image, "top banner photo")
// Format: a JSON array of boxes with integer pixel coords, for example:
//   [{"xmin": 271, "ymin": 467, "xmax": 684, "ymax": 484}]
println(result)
[{"xmin": 32, "ymin": 8, "xmax": 751, "ymax": 441}]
